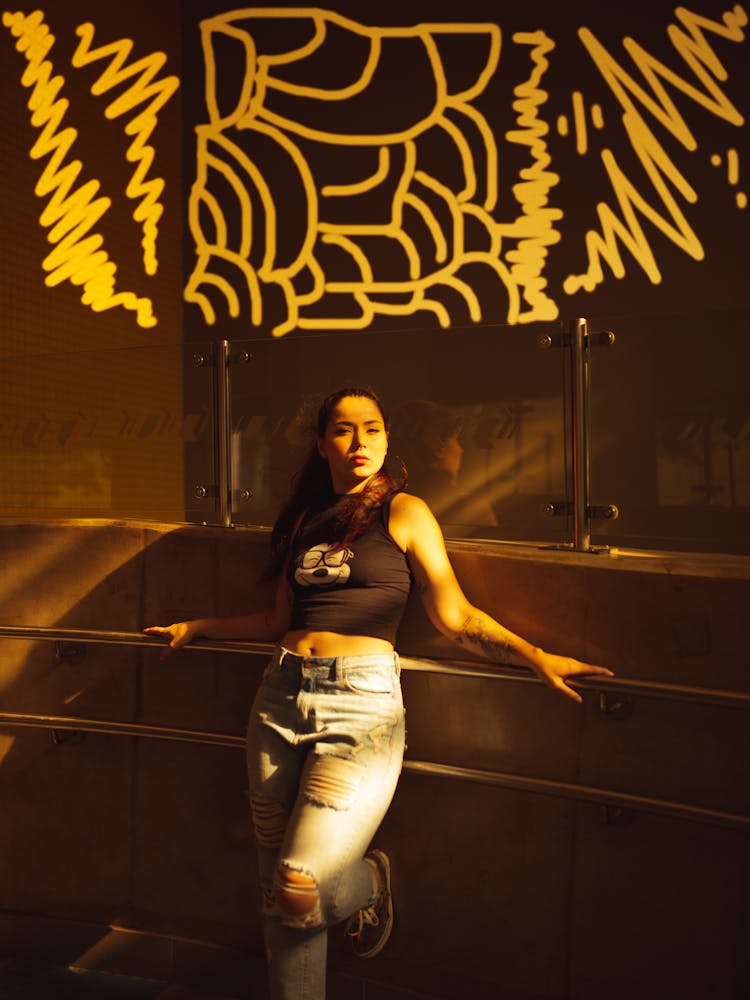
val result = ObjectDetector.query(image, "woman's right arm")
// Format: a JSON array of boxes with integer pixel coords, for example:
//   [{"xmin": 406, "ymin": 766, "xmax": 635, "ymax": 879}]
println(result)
[{"xmin": 144, "ymin": 573, "xmax": 292, "ymax": 659}]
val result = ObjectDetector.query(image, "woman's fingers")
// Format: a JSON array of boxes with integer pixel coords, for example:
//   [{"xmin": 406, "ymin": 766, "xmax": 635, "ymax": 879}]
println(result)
[{"xmin": 143, "ymin": 624, "xmax": 184, "ymax": 659}]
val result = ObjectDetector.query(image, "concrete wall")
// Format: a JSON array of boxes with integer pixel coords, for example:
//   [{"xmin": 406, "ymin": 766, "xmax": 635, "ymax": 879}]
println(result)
[{"xmin": 0, "ymin": 521, "xmax": 748, "ymax": 998}]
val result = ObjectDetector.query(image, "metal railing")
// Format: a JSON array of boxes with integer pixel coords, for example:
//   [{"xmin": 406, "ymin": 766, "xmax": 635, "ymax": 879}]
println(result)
[
  {"xmin": 538, "ymin": 318, "xmax": 619, "ymax": 551},
  {"xmin": 196, "ymin": 321, "xmax": 620, "ymax": 548},
  {"xmin": 1, "ymin": 626, "xmax": 749, "ymax": 832}
]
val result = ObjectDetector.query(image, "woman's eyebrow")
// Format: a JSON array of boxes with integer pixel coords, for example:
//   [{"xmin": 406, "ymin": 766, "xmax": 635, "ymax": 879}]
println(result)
[{"xmin": 332, "ymin": 419, "xmax": 383, "ymax": 428}]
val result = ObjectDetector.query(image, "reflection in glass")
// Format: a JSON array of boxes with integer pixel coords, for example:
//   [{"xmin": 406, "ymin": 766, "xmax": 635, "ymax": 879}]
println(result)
[{"xmin": 227, "ymin": 326, "xmax": 570, "ymax": 546}]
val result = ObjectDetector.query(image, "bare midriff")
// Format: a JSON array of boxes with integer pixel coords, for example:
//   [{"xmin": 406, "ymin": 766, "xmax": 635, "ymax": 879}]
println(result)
[{"xmin": 280, "ymin": 629, "xmax": 394, "ymax": 657}]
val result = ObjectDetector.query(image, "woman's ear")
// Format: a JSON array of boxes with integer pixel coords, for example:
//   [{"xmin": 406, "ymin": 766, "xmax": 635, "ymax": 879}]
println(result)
[{"xmin": 316, "ymin": 438, "xmax": 327, "ymax": 460}]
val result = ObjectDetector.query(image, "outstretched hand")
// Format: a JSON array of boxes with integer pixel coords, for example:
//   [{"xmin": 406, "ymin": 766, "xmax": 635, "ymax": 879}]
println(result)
[
  {"xmin": 143, "ymin": 621, "xmax": 201, "ymax": 660},
  {"xmin": 531, "ymin": 651, "xmax": 614, "ymax": 704}
]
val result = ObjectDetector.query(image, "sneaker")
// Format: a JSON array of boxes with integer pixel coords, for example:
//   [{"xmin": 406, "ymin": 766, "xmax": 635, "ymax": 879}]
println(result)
[{"xmin": 346, "ymin": 849, "xmax": 393, "ymax": 958}]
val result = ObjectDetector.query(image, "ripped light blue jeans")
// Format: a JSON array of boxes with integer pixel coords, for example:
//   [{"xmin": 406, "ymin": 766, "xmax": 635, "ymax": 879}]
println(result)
[{"xmin": 246, "ymin": 646, "xmax": 406, "ymax": 1000}]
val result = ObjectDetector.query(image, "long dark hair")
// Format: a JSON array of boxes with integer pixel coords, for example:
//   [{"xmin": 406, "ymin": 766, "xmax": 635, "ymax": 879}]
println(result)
[{"xmin": 265, "ymin": 387, "xmax": 407, "ymax": 579}]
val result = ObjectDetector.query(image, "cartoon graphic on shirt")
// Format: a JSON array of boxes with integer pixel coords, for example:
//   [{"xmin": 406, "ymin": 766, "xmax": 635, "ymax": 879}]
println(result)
[{"xmin": 294, "ymin": 543, "xmax": 354, "ymax": 587}]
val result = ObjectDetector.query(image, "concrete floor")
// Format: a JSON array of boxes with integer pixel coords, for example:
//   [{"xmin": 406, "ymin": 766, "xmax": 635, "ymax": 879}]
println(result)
[{"xmin": 0, "ymin": 958, "xmax": 438, "ymax": 1000}]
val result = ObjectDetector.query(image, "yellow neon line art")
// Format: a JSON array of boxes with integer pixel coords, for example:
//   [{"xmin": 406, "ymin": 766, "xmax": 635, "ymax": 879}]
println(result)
[
  {"xmin": 452, "ymin": 100, "xmax": 498, "ymax": 210},
  {"xmin": 322, "ymin": 148, "xmax": 390, "ymax": 197},
  {"xmin": 403, "ymin": 191, "xmax": 449, "ymax": 264},
  {"xmin": 565, "ymin": 6, "xmax": 745, "ymax": 295},
  {"xmin": 196, "ymin": 267, "xmax": 242, "ymax": 318},
  {"xmin": 414, "ymin": 169, "xmax": 465, "ymax": 258},
  {"xmin": 211, "ymin": 132, "xmax": 278, "ymax": 276},
  {"xmin": 461, "ymin": 203, "xmax": 503, "ymax": 257},
  {"xmin": 500, "ymin": 30, "xmax": 561, "ymax": 324},
  {"xmin": 201, "ymin": 21, "xmax": 257, "ymax": 128},
  {"xmin": 205, "ymin": 150, "xmax": 255, "ymax": 258},
  {"xmin": 268, "ymin": 37, "xmax": 382, "ymax": 100},
  {"xmin": 71, "ymin": 22, "xmax": 178, "ymax": 277},
  {"xmin": 727, "ymin": 146, "xmax": 739, "ymax": 184},
  {"xmin": 198, "ymin": 188, "xmax": 229, "ymax": 247},
  {"xmin": 591, "ymin": 103, "xmax": 605, "ymax": 128},
  {"xmin": 430, "ymin": 22, "xmax": 502, "ymax": 103},
  {"xmin": 185, "ymin": 9, "xmax": 517, "ymax": 335},
  {"xmin": 4, "ymin": 8, "xmax": 156, "ymax": 328},
  {"xmin": 292, "ymin": 255, "xmax": 327, "ymax": 306},
  {"xmin": 243, "ymin": 117, "xmax": 320, "ymax": 276},
  {"xmin": 572, "ymin": 91, "xmax": 588, "ymax": 154},
  {"xmin": 321, "ymin": 234, "xmax": 375, "ymax": 283},
  {"xmin": 435, "ymin": 113, "xmax": 478, "ymax": 203}
]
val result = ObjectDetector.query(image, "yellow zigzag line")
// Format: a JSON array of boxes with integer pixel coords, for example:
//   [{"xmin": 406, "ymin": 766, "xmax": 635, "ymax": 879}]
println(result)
[
  {"xmin": 565, "ymin": 4, "xmax": 746, "ymax": 294},
  {"xmin": 3, "ymin": 9, "xmax": 156, "ymax": 328},
  {"xmin": 72, "ymin": 22, "xmax": 179, "ymax": 276}
]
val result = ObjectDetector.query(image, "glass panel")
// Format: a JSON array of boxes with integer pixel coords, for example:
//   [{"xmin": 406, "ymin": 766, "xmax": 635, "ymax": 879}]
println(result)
[
  {"xmin": 0, "ymin": 343, "xmax": 213, "ymax": 523},
  {"xmin": 182, "ymin": 343, "xmax": 218, "ymax": 524},
  {"xmin": 228, "ymin": 325, "xmax": 570, "ymax": 545},
  {"xmin": 587, "ymin": 307, "xmax": 750, "ymax": 554}
]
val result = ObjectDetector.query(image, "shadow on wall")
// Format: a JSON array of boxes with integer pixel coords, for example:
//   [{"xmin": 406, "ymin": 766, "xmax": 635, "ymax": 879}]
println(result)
[{"xmin": 0, "ymin": 521, "xmax": 275, "ymax": 966}]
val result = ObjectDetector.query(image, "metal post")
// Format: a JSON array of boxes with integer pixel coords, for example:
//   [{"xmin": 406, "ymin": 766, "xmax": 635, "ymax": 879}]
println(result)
[
  {"xmin": 570, "ymin": 317, "xmax": 591, "ymax": 551},
  {"xmin": 216, "ymin": 340, "xmax": 232, "ymax": 527}
]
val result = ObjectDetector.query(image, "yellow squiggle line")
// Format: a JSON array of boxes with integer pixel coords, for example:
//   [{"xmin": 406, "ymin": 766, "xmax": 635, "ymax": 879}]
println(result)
[
  {"xmin": 322, "ymin": 147, "xmax": 390, "ymax": 196},
  {"xmin": 565, "ymin": 6, "xmax": 746, "ymax": 294},
  {"xmin": 403, "ymin": 191, "xmax": 448, "ymax": 263},
  {"xmin": 200, "ymin": 20, "xmax": 257, "ymax": 129},
  {"xmin": 413, "ymin": 169, "xmax": 465, "ymax": 261},
  {"xmin": 321, "ymin": 233, "xmax": 375, "ymax": 282},
  {"xmin": 3, "ymin": 9, "xmax": 155, "ymax": 328},
  {"xmin": 243, "ymin": 117, "xmax": 319, "ymax": 278},
  {"xmin": 211, "ymin": 130, "xmax": 278, "ymax": 276},
  {"xmin": 498, "ymin": 30, "xmax": 561, "ymax": 324},
  {"xmin": 727, "ymin": 146, "xmax": 739, "ymax": 184},
  {"xmin": 204, "ymin": 149, "xmax": 255, "ymax": 258},
  {"xmin": 268, "ymin": 36, "xmax": 381, "ymax": 99},
  {"xmin": 198, "ymin": 188, "xmax": 228, "ymax": 247},
  {"xmin": 72, "ymin": 23, "xmax": 178, "ymax": 277},
  {"xmin": 435, "ymin": 113, "xmax": 476, "ymax": 203},
  {"xmin": 461, "ymin": 202, "xmax": 503, "ymax": 257},
  {"xmin": 572, "ymin": 90, "xmax": 588, "ymax": 154},
  {"xmin": 450, "ymin": 100, "xmax": 498, "ymax": 210},
  {"xmin": 292, "ymin": 254, "xmax": 326, "ymax": 306}
]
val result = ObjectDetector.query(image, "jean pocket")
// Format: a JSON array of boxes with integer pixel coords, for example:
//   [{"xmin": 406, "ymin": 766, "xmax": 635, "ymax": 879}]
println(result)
[{"xmin": 342, "ymin": 666, "xmax": 395, "ymax": 696}]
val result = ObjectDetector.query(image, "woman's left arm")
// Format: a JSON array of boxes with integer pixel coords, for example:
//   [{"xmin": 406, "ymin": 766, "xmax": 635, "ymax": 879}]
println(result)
[{"xmin": 390, "ymin": 493, "xmax": 614, "ymax": 704}]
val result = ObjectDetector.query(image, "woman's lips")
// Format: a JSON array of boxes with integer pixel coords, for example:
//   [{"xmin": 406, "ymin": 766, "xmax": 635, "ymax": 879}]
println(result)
[{"xmin": 350, "ymin": 455, "xmax": 368, "ymax": 465}]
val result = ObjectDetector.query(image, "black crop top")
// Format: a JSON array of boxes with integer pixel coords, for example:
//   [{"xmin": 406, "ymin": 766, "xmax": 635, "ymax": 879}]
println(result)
[{"xmin": 287, "ymin": 496, "xmax": 412, "ymax": 644}]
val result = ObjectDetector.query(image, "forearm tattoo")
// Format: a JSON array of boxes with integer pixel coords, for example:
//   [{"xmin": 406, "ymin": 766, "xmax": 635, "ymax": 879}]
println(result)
[{"xmin": 457, "ymin": 614, "xmax": 513, "ymax": 664}]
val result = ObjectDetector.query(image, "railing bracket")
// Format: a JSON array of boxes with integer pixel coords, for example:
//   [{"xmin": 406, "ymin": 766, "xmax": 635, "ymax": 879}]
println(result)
[{"xmin": 55, "ymin": 641, "xmax": 86, "ymax": 665}]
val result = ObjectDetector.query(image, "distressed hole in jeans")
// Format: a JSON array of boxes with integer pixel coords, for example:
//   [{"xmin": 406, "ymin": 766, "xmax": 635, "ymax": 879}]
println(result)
[
  {"xmin": 250, "ymin": 795, "xmax": 288, "ymax": 848},
  {"xmin": 274, "ymin": 863, "xmax": 322, "ymax": 928},
  {"xmin": 303, "ymin": 754, "xmax": 365, "ymax": 810}
]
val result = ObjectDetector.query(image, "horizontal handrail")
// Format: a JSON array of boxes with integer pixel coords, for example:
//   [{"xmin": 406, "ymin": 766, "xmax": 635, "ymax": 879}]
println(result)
[
  {"xmin": 1, "ymin": 625, "xmax": 749, "ymax": 711},
  {"xmin": 0, "ymin": 709, "xmax": 747, "ymax": 832}
]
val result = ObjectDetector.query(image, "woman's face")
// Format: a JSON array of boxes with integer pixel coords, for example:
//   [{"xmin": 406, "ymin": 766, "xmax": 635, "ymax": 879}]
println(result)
[
  {"xmin": 432, "ymin": 433, "xmax": 463, "ymax": 481},
  {"xmin": 317, "ymin": 395, "xmax": 388, "ymax": 493}
]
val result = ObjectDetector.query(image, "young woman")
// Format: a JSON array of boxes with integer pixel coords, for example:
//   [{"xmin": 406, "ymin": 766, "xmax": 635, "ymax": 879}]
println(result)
[{"xmin": 145, "ymin": 387, "xmax": 612, "ymax": 1000}]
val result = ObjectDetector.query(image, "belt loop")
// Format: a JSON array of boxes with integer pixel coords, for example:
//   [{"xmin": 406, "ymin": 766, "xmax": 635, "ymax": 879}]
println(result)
[{"xmin": 394, "ymin": 652, "xmax": 401, "ymax": 677}]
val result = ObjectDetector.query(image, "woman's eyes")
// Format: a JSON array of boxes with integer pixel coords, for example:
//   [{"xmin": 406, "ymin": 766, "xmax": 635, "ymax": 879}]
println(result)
[{"xmin": 333, "ymin": 427, "xmax": 382, "ymax": 436}]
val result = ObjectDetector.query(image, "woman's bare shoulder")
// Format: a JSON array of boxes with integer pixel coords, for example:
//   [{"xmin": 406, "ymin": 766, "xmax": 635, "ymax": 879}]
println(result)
[
  {"xmin": 388, "ymin": 491, "xmax": 439, "ymax": 549},
  {"xmin": 390, "ymin": 491, "xmax": 432, "ymax": 517}
]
